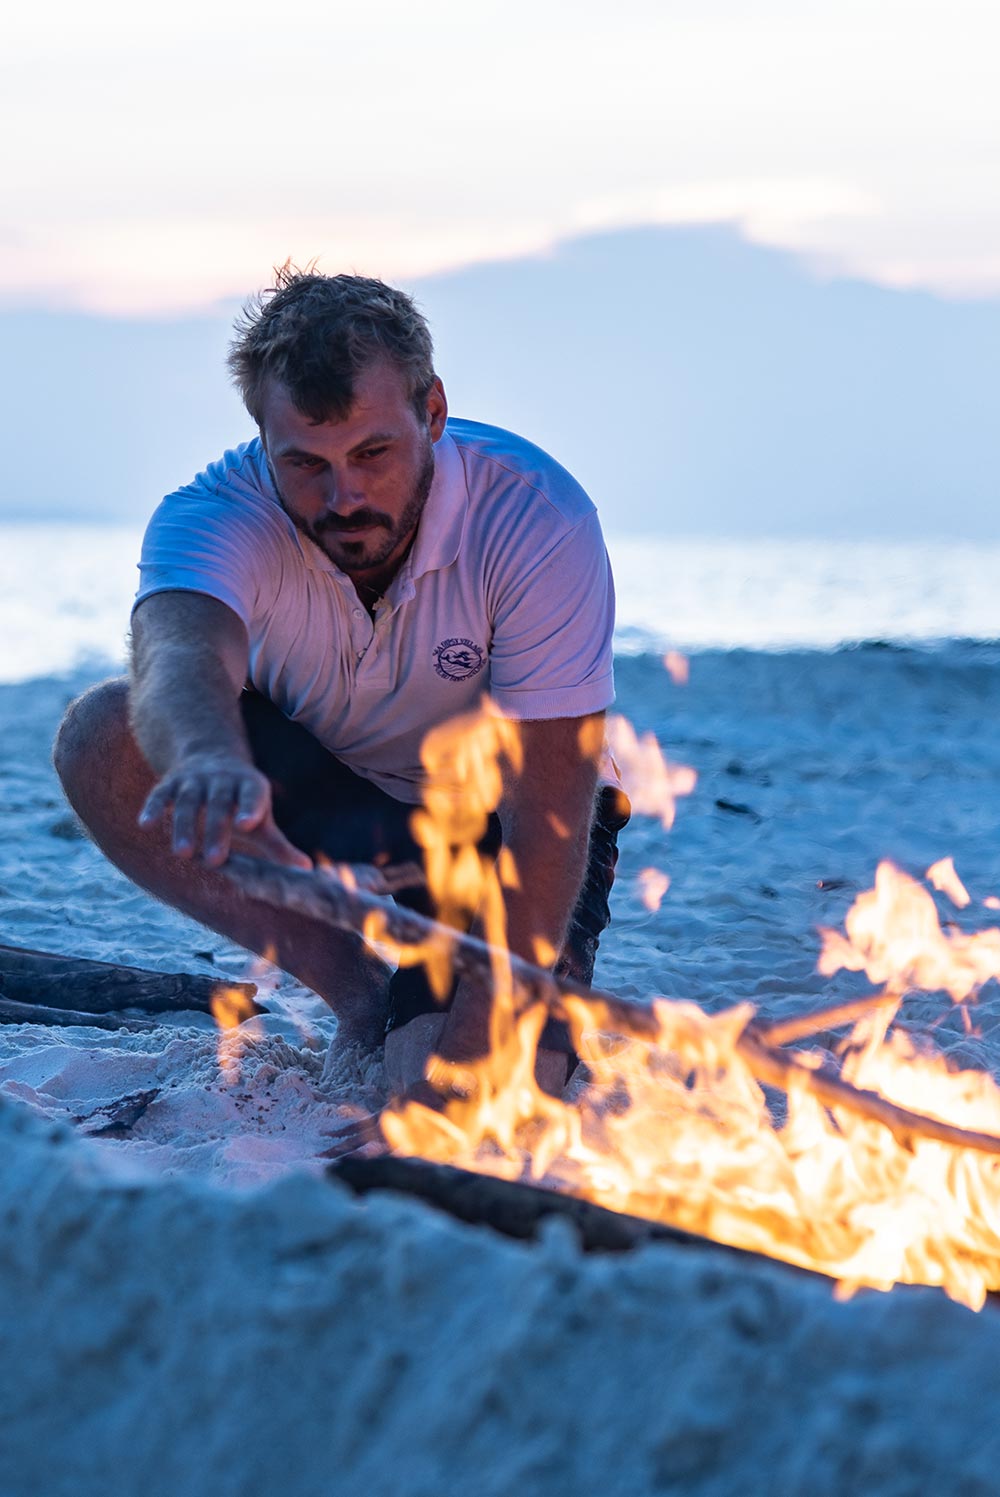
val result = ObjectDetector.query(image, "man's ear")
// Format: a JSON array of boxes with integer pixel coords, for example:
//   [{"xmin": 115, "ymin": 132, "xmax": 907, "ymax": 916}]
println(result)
[{"xmin": 426, "ymin": 377, "xmax": 448, "ymax": 441}]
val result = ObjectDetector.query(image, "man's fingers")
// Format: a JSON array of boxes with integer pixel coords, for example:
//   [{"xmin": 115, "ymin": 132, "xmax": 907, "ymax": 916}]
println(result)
[
  {"xmin": 139, "ymin": 763, "xmax": 310, "ymax": 869},
  {"xmin": 169, "ymin": 778, "xmax": 205, "ymax": 856},
  {"xmin": 205, "ymin": 770, "xmax": 277, "ymax": 866},
  {"xmin": 202, "ymin": 779, "xmax": 241, "ymax": 867},
  {"xmin": 138, "ymin": 778, "xmax": 176, "ymax": 827},
  {"xmin": 234, "ymin": 773, "xmax": 270, "ymax": 830}
]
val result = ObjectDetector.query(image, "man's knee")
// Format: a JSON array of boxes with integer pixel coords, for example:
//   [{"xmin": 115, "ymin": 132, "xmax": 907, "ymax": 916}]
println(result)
[{"xmin": 53, "ymin": 677, "xmax": 132, "ymax": 803}]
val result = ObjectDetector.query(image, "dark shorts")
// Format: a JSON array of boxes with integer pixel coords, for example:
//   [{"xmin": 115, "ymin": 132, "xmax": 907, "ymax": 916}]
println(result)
[{"xmin": 240, "ymin": 692, "xmax": 630, "ymax": 1046}]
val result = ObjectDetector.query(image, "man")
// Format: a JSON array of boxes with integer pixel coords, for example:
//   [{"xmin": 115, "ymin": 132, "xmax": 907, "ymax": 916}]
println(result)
[{"xmin": 54, "ymin": 270, "xmax": 628, "ymax": 1091}]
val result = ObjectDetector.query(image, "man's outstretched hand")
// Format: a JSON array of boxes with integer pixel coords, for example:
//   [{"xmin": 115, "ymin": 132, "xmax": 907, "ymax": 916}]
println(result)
[{"xmin": 138, "ymin": 753, "xmax": 312, "ymax": 870}]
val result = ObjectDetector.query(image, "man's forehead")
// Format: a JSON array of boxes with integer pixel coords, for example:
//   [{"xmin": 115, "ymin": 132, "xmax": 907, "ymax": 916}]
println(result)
[{"xmin": 260, "ymin": 361, "xmax": 413, "ymax": 436}]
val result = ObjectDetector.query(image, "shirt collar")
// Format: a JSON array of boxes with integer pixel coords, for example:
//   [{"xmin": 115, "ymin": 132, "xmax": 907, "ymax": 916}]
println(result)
[{"xmin": 404, "ymin": 428, "xmax": 468, "ymax": 583}]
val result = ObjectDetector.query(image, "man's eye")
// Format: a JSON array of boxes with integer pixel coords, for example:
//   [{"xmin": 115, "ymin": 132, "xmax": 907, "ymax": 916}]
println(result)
[
  {"xmin": 289, "ymin": 455, "xmax": 323, "ymax": 470},
  {"xmin": 357, "ymin": 446, "xmax": 388, "ymax": 461}
]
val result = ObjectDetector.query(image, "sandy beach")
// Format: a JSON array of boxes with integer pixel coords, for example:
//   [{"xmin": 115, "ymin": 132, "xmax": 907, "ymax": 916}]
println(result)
[{"xmin": 3, "ymin": 643, "xmax": 1000, "ymax": 1492}]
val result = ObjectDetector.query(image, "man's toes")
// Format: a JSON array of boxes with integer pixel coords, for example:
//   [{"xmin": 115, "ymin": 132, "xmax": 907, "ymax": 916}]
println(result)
[{"xmin": 383, "ymin": 1012, "xmax": 448, "ymax": 1095}]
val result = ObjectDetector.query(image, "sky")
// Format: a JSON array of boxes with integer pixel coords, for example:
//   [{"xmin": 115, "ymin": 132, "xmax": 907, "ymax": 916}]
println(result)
[
  {"xmin": 5, "ymin": 221, "xmax": 996, "ymax": 538},
  {"xmin": 4, "ymin": 0, "xmax": 1000, "ymax": 314}
]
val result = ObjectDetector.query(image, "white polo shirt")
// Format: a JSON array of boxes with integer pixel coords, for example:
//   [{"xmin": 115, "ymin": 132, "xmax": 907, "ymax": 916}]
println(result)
[{"xmin": 134, "ymin": 418, "xmax": 616, "ymax": 803}]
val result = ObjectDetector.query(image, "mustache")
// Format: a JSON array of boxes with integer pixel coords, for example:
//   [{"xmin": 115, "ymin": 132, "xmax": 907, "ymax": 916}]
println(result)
[{"xmin": 312, "ymin": 509, "xmax": 390, "ymax": 536}]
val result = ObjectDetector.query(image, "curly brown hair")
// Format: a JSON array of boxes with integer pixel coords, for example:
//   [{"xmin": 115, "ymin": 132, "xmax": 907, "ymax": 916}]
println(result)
[{"xmin": 227, "ymin": 265, "xmax": 436, "ymax": 427}]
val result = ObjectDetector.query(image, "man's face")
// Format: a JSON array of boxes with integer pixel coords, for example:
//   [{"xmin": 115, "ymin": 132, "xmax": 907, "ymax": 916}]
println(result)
[{"xmin": 261, "ymin": 360, "xmax": 448, "ymax": 584}]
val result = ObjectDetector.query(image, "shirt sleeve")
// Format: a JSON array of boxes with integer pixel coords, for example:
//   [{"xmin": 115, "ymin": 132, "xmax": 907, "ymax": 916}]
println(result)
[
  {"xmin": 132, "ymin": 448, "xmax": 276, "ymax": 627},
  {"xmin": 488, "ymin": 509, "xmax": 616, "ymax": 720}
]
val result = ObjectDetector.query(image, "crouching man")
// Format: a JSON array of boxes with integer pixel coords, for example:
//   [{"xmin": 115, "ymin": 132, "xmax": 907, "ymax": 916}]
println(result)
[{"xmin": 54, "ymin": 269, "xmax": 629, "ymax": 1091}]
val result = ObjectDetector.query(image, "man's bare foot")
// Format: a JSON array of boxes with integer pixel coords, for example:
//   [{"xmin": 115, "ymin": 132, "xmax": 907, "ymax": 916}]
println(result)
[
  {"xmin": 319, "ymin": 1019, "xmax": 388, "ymax": 1093},
  {"xmin": 320, "ymin": 1110, "xmax": 387, "ymax": 1160},
  {"xmin": 384, "ymin": 1012, "xmax": 570, "ymax": 1098},
  {"xmin": 383, "ymin": 1013, "xmax": 448, "ymax": 1094}
]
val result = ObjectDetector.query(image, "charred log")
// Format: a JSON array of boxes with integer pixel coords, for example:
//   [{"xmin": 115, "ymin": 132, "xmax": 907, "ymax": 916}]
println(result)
[
  {"xmin": 73, "ymin": 1088, "xmax": 162, "ymax": 1134},
  {"xmin": 330, "ymin": 1154, "xmax": 824, "ymax": 1277}
]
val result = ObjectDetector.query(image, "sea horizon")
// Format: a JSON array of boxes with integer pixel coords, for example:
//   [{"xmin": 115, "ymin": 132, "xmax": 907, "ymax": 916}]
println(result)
[{"xmin": 7, "ymin": 519, "xmax": 1000, "ymax": 684}]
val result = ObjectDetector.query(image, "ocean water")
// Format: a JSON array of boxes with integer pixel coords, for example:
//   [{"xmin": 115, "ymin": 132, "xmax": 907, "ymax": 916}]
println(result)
[{"xmin": 5, "ymin": 521, "xmax": 1000, "ymax": 684}]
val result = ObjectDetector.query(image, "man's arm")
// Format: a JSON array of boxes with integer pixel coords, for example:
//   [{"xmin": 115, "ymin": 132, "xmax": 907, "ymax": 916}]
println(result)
[
  {"xmin": 130, "ymin": 591, "xmax": 310, "ymax": 869},
  {"xmin": 435, "ymin": 711, "xmax": 603, "ymax": 1063}
]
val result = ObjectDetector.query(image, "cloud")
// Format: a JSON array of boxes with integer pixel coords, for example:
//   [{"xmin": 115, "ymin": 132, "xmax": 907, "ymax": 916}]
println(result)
[
  {"xmin": 6, "ymin": 184, "xmax": 1000, "ymax": 316},
  {"xmin": 575, "ymin": 178, "xmax": 880, "ymax": 240},
  {"xmin": 0, "ymin": 213, "xmax": 560, "ymax": 317},
  {"xmin": 5, "ymin": 0, "xmax": 1000, "ymax": 314}
]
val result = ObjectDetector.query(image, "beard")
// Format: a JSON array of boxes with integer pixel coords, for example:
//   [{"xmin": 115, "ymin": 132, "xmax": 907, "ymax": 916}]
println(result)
[{"xmin": 274, "ymin": 445, "xmax": 435, "ymax": 577}]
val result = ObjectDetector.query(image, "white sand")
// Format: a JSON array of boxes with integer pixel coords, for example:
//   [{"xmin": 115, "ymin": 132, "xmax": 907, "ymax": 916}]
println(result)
[
  {"xmin": 3, "ymin": 647, "xmax": 1000, "ymax": 1493},
  {"xmin": 4, "ymin": 1097, "xmax": 1000, "ymax": 1497}
]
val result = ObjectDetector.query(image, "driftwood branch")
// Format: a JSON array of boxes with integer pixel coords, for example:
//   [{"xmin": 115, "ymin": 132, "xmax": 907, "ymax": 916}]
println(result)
[
  {"xmin": 224, "ymin": 858, "xmax": 1000, "ymax": 1160},
  {"xmin": 0, "ymin": 942, "xmax": 262, "ymax": 1017},
  {"xmin": 0, "ymin": 996, "xmax": 164, "ymax": 1031}
]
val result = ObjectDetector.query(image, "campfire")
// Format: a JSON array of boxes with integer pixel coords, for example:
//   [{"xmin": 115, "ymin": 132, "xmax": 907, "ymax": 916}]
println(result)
[{"xmin": 227, "ymin": 692, "xmax": 1000, "ymax": 1313}]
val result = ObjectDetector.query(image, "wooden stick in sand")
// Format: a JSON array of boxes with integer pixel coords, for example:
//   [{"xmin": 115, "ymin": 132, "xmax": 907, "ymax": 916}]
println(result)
[
  {"xmin": 0, "ymin": 995, "xmax": 164, "ymax": 1031},
  {"xmin": 0, "ymin": 942, "xmax": 262, "ymax": 1017},
  {"xmin": 223, "ymin": 856, "xmax": 1000, "ymax": 1159}
]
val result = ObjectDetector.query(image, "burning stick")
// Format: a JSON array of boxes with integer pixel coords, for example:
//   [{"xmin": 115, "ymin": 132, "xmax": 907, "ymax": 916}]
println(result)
[
  {"xmin": 223, "ymin": 856, "xmax": 661, "ymax": 1040},
  {"xmin": 752, "ymin": 992, "xmax": 902, "ymax": 1047},
  {"xmin": 223, "ymin": 856, "xmax": 1000, "ymax": 1159},
  {"xmin": 738, "ymin": 1030, "xmax": 1000, "ymax": 1156}
]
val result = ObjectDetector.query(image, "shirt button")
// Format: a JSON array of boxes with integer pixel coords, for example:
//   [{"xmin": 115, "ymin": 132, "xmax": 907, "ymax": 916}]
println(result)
[{"xmin": 353, "ymin": 608, "xmax": 362, "ymax": 619}]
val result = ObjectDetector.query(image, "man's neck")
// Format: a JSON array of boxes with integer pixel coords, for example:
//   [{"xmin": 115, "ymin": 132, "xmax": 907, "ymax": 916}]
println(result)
[
  {"xmin": 351, "ymin": 574, "xmax": 386, "ymax": 619},
  {"xmin": 349, "ymin": 529, "xmax": 419, "ymax": 616}
]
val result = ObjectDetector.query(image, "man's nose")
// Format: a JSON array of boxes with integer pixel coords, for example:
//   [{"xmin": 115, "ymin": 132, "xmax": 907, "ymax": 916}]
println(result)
[{"xmin": 318, "ymin": 469, "xmax": 364, "ymax": 515}]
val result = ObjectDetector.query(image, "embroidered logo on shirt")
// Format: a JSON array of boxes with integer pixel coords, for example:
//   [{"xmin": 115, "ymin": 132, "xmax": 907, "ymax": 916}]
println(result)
[{"xmin": 433, "ymin": 637, "xmax": 485, "ymax": 681}]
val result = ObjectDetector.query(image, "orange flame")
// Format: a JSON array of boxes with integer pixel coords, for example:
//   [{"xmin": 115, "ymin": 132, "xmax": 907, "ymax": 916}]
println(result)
[
  {"xmin": 381, "ymin": 853, "xmax": 1000, "ymax": 1311},
  {"xmin": 604, "ymin": 716, "xmax": 696, "ymax": 830},
  {"xmin": 410, "ymin": 703, "xmax": 521, "ymax": 935},
  {"xmin": 663, "ymin": 650, "xmax": 690, "ymax": 686},
  {"xmin": 637, "ymin": 867, "xmax": 671, "ymax": 911},
  {"xmin": 347, "ymin": 702, "xmax": 528, "ymax": 1036},
  {"xmin": 927, "ymin": 856, "xmax": 971, "ymax": 909},
  {"xmin": 366, "ymin": 696, "xmax": 1000, "ymax": 1309},
  {"xmin": 210, "ymin": 984, "xmax": 262, "ymax": 1083},
  {"xmin": 819, "ymin": 861, "xmax": 1000, "ymax": 1003}
]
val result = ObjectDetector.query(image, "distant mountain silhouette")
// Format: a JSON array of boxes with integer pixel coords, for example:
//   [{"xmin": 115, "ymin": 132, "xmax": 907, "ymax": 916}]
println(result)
[
  {"xmin": 2, "ymin": 225, "xmax": 997, "ymax": 538},
  {"xmin": 0, "ymin": 307, "xmax": 251, "ymax": 524}
]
